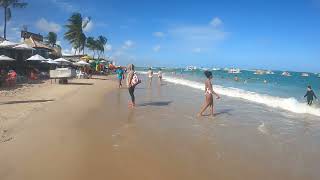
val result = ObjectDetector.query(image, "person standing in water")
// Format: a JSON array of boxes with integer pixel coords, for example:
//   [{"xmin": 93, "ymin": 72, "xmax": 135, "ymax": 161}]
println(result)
[
  {"xmin": 147, "ymin": 68, "xmax": 153, "ymax": 87},
  {"xmin": 127, "ymin": 64, "xmax": 141, "ymax": 108},
  {"xmin": 304, "ymin": 85, "xmax": 317, "ymax": 105},
  {"xmin": 158, "ymin": 68, "xmax": 163, "ymax": 85},
  {"xmin": 198, "ymin": 71, "xmax": 221, "ymax": 117},
  {"xmin": 116, "ymin": 67, "xmax": 124, "ymax": 88}
]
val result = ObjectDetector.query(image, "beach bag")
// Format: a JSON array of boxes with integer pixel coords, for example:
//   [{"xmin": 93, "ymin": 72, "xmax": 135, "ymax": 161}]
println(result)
[{"xmin": 131, "ymin": 73, "xmax": 141, "ymax": 86}]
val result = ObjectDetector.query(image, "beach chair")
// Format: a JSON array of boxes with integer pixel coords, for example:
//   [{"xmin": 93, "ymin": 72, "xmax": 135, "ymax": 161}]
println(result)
[{"xmin": 76, "ymin": 70, "xmax": 85, "ymax": 79}]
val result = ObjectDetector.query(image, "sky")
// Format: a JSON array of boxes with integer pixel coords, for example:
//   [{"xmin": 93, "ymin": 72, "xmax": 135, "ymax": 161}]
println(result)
[{"xmin": 1, "ymin": 0, "xmax": 320, "ymax": 72}]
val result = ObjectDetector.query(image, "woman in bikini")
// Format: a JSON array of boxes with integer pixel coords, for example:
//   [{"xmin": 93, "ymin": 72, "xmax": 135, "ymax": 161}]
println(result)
[{"xmin": 198, "ymin": 71, "xmax": 220, "ymax": 117}]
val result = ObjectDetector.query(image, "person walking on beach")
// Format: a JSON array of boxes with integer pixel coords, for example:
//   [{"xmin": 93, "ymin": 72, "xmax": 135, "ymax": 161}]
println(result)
[
  {"xmin": 127, "ymin": 64, "xmax": 141, "ymax": 108},
  {"xmin": 158, "ymin": 68, "xmax": 163, "ymax": 85},
  {"xmin": 304, "ymin": 85, "xmax": 317, "ymax": 105},
  {"xmin": 116, "ymin": 67, "xmax": 125, "ymax": 88},
  {"xmin": 147, "ymin": 68, "xmax": 153, "ymax": 87},
  {"xmin": 198, "ymin": 71, "xmax": 220, "ymax": 117}
]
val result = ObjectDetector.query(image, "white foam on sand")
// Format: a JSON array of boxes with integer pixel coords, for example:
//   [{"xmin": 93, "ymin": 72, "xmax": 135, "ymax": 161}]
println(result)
[{"xmin": 162, "ymin": 75, "xmax": 320, "ymax": 117}]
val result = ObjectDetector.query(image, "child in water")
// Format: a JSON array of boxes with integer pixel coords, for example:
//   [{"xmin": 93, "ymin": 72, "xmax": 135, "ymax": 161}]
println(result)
[
  {"xmin": 304, "ymin": 85, "xmax": 317, "ymax": 105},
  {"xmin": 198, "ymin": 71, "xmax": 221, "ymax": 117}
]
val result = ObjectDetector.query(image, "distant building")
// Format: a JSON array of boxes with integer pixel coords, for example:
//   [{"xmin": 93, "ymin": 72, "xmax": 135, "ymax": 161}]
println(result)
[
  {"xmin": 22, "ymin": 31, "xmax": 61, "ymax": 59},
  {"xmin": 21, "ymin": 31, "xmax": 43, "ymax": 42}
]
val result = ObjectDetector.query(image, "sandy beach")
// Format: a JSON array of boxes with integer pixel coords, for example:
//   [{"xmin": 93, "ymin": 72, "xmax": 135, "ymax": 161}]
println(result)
[{"xmin": 1, "ymin": 75, "xmax": 320, "ymax": 180}]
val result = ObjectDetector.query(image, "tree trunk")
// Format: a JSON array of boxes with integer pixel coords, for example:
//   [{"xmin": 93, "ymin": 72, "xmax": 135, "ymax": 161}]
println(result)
[{"xmin": 4, "ymin": 7, "xmax": 7, "ymax": 39}]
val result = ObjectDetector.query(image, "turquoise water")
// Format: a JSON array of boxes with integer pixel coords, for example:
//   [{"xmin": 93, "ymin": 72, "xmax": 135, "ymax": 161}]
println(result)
[{"xmin": 137, "ymin": 68, "xmax": 320, "ymax": 116}]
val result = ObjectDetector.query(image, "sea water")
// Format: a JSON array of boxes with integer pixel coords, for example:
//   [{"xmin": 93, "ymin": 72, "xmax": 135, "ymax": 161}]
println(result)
[{"xmin": 137, "ymin": 68, "xmax": 320, "ymax": 117}]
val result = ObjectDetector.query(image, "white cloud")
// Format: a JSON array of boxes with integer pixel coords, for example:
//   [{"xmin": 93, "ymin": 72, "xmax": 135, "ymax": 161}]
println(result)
[
  {"xmin": 210, "ymin": 17, "xmax": 223, "ymax": 27},
  {"xmin": 122, "ymin": 40, "xmax": 134, "ymax": 49},
  {"xmin": 153, "ymin": 45, "xmax": 161, "ymax": 52},
  {"xmin": 83, "ymin": 18, "xmax": 93, "ymax": 32},
  {"xmin": 62, "ymin": 47, "xmax": 81, "ymax": 56},
  {"xmin": 51, "ymin": 0, "xmax": 76, "ymax": 12},
  {"xmin": 192, "ymin": 48, "xmax": 201, "ymax": 53},
  {"xmin": 105, "ymin": 44, "xmax": 112, "ymax": 51},
  {"xmin": 169, "ymin": 18, "xmax": 228, "ymax": 48},
  {"xmin": 153, "ymin": 31, "xmax": 165, "ymax": 38},
  {"xmin": 36, "ymin": 18, "xmax": 61, "ymax": 33}
]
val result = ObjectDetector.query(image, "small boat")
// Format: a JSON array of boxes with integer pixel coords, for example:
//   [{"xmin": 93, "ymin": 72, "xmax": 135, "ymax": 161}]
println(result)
[
  {"xmin": 265, "ymin": 70, "xmax": 275, "ymax": 75},
  {"xmin": 228, "ymin": 68, "xmax": 241, "ymax": 74},
  {"xmin": 254, "ymin": 70, "xmax": 265, "ymax": 75},
  {"xmin": 185, "ymin": 66, "xmax": 197, "ymax": 71},
  {"xmin": 301, "ymin": 73, "xmax": 309, "ymax": 77},
  {"xmin": 281, "ymin": 71, "xmax": 291, "ymax": 76},
  {"xmin": 212, "ymin": 68, "xmax": 221, "ymax": 71}
]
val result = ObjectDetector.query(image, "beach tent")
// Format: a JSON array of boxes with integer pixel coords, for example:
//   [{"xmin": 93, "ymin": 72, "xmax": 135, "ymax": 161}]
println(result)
[
  {"xmin": 75, "ymin": 60, "xmax": 90, "ymax": 66},
  {"xmin": 0, "ymin": 55, "xmax": 15, "ymax": 61},
  {"xmin": 13, "ymin": 43, "xmax": 35, "ymax": 50},
  {"xmin": 0, "ymin": 40, "xmax": 19, "ymax": 48},
  {"xmin": 27, "ymin": 54, "xmax": 47, "ymax": 61}
]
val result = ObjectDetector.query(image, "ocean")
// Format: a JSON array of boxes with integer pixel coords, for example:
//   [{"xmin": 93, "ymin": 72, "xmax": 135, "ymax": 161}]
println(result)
[{"xmin": 137, "ymin": 68, "xmax": 320, "ymax": 117}]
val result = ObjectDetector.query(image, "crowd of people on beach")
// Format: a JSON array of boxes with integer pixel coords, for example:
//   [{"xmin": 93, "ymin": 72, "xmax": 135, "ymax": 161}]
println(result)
[
  {"xmin": 115, "ymin": 64, "xmax": 318, "ymax": 117},
  {"xmin": 115, "ymin": 64, "xmax": 221, "ymax": 116}
]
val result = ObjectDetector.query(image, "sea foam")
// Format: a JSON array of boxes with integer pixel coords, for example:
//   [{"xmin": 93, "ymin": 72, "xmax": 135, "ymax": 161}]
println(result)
[{"xmin": 161, "ymin": 75, "xmax": 320, "ymax": 117}]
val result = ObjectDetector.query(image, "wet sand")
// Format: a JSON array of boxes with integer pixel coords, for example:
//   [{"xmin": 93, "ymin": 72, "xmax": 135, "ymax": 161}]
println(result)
[{"xmin": 1, "ymin": 76, "xmax": 320, "ymax": 180}]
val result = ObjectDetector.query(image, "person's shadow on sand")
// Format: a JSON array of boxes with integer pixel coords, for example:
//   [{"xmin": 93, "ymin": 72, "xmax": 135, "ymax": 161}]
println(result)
[
  {"xmin": 201, "ymin": 109, "xmax": 233, "ymax": 117},
  {"xmin": 138, "ymin": 101, "xmax": 173, "ymax": 107}
]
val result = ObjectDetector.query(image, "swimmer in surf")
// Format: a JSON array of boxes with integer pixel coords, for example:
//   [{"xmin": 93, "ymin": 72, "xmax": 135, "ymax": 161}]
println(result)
[{"xmin": 304, "ymin": 85, "xmax": 317, "ymax": 105}]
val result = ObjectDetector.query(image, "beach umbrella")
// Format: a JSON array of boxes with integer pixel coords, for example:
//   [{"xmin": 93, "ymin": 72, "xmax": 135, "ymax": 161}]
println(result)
[
  {"xmin": 75, "ymin": 60, "xmax": 89, "ymax": 66},
  {"xmin": 27, "ymin": 54, "xmax": 47, "ymax": 61},
  {"xmin": 0, "ymin": 40, "xmax": 19, "ymax": 48},
  {"xmin": 54, "ymin": 58, "xmax": 72, "ymax": 66},
  {"xmin": 0, "ymin": 55, "xmax": 15, "ymax": 61},
  {"xmin": 13, "ymin": 43, "xmax": 35, "ymax": 50},
  {"xmin": 42, "ymin": 58, "xmax": 59, "ymax": 64},
  {"xmin": 54, "ymin": 58, "xmax": 71, "ymax": 63}
]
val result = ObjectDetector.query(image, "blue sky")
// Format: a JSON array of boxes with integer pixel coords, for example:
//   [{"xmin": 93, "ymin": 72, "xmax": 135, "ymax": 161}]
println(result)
[{"xmin": 1, "ymin": 0, "xmax": 320, "ymax": 72}]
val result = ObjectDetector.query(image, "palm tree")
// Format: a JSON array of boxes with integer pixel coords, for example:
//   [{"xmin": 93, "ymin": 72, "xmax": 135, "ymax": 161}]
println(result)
[
  {"xmin": 0, "ymin": 0, "xmax": 27, "ymax": 39},
  {"xmin": 45, "ymin": 32, "xmax": 57, "ymax": 47},
  {"xmin": 64, "ymin": 12, "xmax": 90, "ymax": 54},
  {"xmin": 96, "ymin": 35, "xmax": 107, "ymax": 59},
  {"xmin": 86, "ymin": 36, "xmax": 97, "ymax": 58}
]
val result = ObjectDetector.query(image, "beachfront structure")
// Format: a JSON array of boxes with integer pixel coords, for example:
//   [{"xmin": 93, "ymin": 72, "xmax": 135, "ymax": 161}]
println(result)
[
  {"xmin": 22, "ymin": 31, "xmax": 62, "ymax": 59},
  {"xmin": 0, "ymin": 31, "xmax": 62, "ymax": 74},
  {"xmin": 62, "ymin": 54, "xmax": 88, "ymax": 62}
]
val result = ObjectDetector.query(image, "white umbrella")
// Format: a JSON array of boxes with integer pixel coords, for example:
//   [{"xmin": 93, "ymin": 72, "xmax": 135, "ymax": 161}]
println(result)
[
  {"xmin": 75, "ymin": 60, "xmax": 89, "ymax": 66},
  {"xmin": 27, "ymin": 54, "xmax": 47, "ymax": 61},
  {"xmin": 47, "ymin": 59, "xmax": 59, "ymax": 64},
  {"xmin": 0, "ymin": 40, "xmax": 19, "ymax": 47},
  {"xmin": 0, "ymin": 55, "xmax": 15, "ymax": 61},
  {"xmin": 13, "ymin": 43, "xmax": 35, "ymax": 50},
  {"xmin": 54, "ymin": 58, "xmax": 71, "ymax": 63}
]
